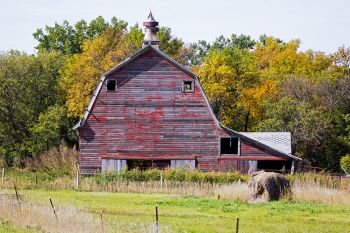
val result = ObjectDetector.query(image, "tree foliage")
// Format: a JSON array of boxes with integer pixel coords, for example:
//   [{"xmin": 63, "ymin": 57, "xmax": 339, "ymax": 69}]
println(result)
[
  {"xmin": 33, "ymin": 16, "xmax": 128, "ymax": 55},
  {"xmin": 340, "ymin": 154, "xmax": 350, "ymax": 174},
  {"xmin": 194, "ymin": 35, "xmax": 350, "ymax": 171},
  {"xmin": 0, "ymin": 51, "xmax": 73, "ymax": 165}
]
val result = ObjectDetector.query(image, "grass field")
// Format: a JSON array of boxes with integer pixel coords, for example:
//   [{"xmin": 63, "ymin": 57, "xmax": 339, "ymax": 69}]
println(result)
[{"xmin": 1, "ymin": 189, "xmax": 349, "ymax": 233}]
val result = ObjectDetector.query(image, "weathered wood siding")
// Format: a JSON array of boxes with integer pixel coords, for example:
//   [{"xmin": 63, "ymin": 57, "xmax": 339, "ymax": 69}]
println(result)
[
  {"xmin": 79, "ymin": 50, "xmax": 224, "ymax": 173},
  {"xmin": 217, "ymin": 138, "xmax": 288, "ymax": 173},
  {"xmin": 78, "ymin": 49, "xmax": 290, "ymax": 174}
]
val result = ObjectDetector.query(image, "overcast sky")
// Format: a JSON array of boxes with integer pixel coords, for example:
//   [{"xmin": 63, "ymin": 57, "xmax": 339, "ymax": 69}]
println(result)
[{"xmin": 0, "ymin": 0, "xmax": 349, "ymax": 54}]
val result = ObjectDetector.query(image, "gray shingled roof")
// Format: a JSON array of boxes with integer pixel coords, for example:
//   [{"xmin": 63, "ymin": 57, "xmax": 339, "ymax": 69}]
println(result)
[{"xmin": 239, "ymin": 132, "xmax": 292, "ymax": 155}]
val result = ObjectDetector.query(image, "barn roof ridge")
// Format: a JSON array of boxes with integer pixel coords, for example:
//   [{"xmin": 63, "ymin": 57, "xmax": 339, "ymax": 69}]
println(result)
[{"xmin": 73, "ymin": 45, "xmax": 301, "ymax": 161}]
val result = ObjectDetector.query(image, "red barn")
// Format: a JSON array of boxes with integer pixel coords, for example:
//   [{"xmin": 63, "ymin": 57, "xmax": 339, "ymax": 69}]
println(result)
[{"xmin": 74, "ymin": 12, "xmax": 301, "ymax": 174}]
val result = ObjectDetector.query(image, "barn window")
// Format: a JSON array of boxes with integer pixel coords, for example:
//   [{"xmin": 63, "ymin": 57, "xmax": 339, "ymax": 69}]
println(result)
[
  {"xmin": 220, "ymin": 138, "xmax": 239, "ymax": 154},
  {"xmin": 182, "ymin": 81, "xmax": 194, "ymax": 92},
  {"xmin": 107, "ymin": 80, "xmax": 116, "ymax": 91}
]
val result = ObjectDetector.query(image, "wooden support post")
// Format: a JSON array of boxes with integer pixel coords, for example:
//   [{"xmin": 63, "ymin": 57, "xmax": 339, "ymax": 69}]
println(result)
[
  {"xmin": 100, "ymin": 211, "xmax": 104, "ymax": 233},
  {"xmin": 235, "ymin": 218, "xmax": 239, "ymax": 233},
  {"xmin": 13, "ymin": 182, "xmax": 19, "ymax": 203},
  {"xmin": 49, "ymin": 198, "xmax": 59, "ymax": 223},
  {"xmin": 155, "ymin": 206, "xmax": 159, "ymax": 233},
  {"xmin": 76, "ymin": 169, "xmax": 79, "ymax": 189},
  {"xmin": 160, "ymin": 171, "xmax": 163, "ymax": 190},
  {"xmin": 291, "ymin": 161, "xmax": 295, "ymax": 175},
  {"xmin": 1, "ymin": 168, "xmax": 4, "ymax": 186}
]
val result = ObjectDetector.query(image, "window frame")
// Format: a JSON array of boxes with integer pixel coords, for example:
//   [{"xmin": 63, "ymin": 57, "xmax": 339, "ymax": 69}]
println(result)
[
  {"xmin": 182, "ymin": 80, "xmax": 194, "ymax": 93},
  {"xmin": 219, "ymin": 137, "xmax": 240, "ymax": 156},
  {"xmin": 106, "ymin": 80, "xmax": 117, "ymax": 91}
]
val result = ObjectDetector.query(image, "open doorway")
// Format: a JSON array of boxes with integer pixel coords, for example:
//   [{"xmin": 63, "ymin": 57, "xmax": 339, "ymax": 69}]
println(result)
[
  {"xmin": 126, "ymin": 160, "xmax": 171, "ymax": 170},
  {"xmin": 257, "ymin": 160, "xmax": 291, "ymax": 172}
]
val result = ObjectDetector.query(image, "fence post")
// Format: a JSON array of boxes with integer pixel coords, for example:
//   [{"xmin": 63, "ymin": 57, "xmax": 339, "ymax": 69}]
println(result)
[
  {"xmin": 100, "ymin": 211, "xmax": 104, "ymax": 233},
  {"xmin": 13, "ymin": 182, "xmax": 20, "ymax": 207},
  {"xmin": 76, "ymin": 169, "xmax": 79, "ymax": 189},
  {"xmin": 35, "ymin": 174, "xmax": 38, "ymax": 187},
  {"xmin": 235, "ymin": 218, "xmax": 239, "ymax": 233},
  {"xmin": 160, "ymin": 171, "xmax": 163, "ymax": 190},
  {"xmin": 155, "ymin": 206, "xmax": 159, "ymax": 233},
  {"xmin": 1, "ymin": 168, "xmax": 4, "ymax": 186},
  {"xmin": 49, "ymin": 198, "xmax": 59, "ymax": 223}
]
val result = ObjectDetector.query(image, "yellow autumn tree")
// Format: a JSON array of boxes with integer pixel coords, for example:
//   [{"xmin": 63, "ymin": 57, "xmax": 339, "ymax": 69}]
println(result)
[
  {"xmin": 60, "ymin": 26, "xmax": 143, "ymax": 117},
  {"xmin": 194, "ymin": 52, "xmax": 236, "ymax": 124},
  {"xmin": 241, "ymin": 79, "xmax": 277, "ymax": 122},
  {"xmin": 254, "ymin": 37, "xmax": 332, "ymax": 79}
]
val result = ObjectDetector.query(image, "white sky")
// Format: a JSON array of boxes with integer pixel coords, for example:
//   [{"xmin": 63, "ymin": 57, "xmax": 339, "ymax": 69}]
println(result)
[{"xmin": 0, "ymin": 0, "xmax": 349, "ymax": 54}]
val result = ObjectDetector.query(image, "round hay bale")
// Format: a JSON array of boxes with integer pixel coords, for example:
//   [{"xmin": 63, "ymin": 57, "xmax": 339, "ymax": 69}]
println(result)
[{"xmin": 247, "ymin": 171, "xmax": 291, "ymax": 202}]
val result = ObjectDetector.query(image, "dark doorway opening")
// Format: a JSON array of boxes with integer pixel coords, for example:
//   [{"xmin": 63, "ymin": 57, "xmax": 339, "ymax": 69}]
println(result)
[
  {"xmin": 220, "ymin": 138, "xmax": 239, "ymax": 154},
  {"xmin": 152, "ymin": 160, "xmax": 171, "ymax": 169},
  {"xmin": 257, "ymin": 160, "xmax": 291, "ymax": 172},
  {"xmin": 127, "ymin": 160, "xmax": 152, "ymax": 170},
  {"xmin": 126, "ymin": 160, "xmax": 171, "ymax": 170}
]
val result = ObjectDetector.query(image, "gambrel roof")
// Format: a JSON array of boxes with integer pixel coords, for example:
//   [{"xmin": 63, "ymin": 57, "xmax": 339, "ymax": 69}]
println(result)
[{"xmin": 74, "ymin": 45, "xmax": 301, "ymax": 161}]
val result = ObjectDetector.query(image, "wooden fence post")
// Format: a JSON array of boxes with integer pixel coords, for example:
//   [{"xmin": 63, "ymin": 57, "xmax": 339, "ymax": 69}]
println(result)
[
  {"xmin": 13, "ymin": 182, "xmax": 20, "ymax": 205},
  {"xmin": 1, "ymin": 168, "xmax": 4, "ymax": 186},
  {"xmin": 49, "ymin": 198, "xmax": 59, "ymax": 223},
  {"xmin": 160, "ymin": 171, "xmax": 163, "ymax": 190},
  {"xmin": 35, "ymin": 174, "xmax": 38, "ymax": 187},
  {"xmin": 155, "ymin": 206, "xmax": 159, "ymax": 233},
  {"xmin": 235, "ymin": 218, "xmax": 239, "ymax": 233},
  {"xmin": 76, "ymin": 169, "xmax": 79, "ymax": 189},
  {"xmin": 100, "ymin": 211, "xmax": 104, "ymax": 233}
]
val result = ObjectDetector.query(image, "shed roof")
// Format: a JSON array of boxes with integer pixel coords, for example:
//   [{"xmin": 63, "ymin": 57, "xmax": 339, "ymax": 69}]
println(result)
[{"xmin": 239, "ymin": 132, "xmax": 292, "ymax": 154}]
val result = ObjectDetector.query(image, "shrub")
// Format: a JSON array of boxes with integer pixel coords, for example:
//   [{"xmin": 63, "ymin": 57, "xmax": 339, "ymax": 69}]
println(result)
[
  {"xmin": 340, "ymin": 154, "xmax": 350, "ymax": 174},
  {"xmin": 93, "ymin": 168, "xmax": 245, "ymax": 185},
  {"xmin": 27, "ymin": 144, "xmax": 78, "ymax": 176}
]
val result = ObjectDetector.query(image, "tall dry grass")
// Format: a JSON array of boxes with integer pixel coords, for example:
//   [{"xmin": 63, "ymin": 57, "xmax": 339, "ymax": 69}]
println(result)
[
  {"xmin": 0, "ymin": 195, "xmax": 101, "ymax": 233},
  {"xmin": 292, "ymin": 179, "xmax": 350, "ymax": 204},
  {"xmin": 1, "ymin": 169, "xmax": 349, "ymax": 205},
  {"xmin": 27, "ymin": 144, "xmax": 79, "ymax": 176},
  {"xmin": 0, "ymin": 195, "xmax": 173, "ymax": 233}
]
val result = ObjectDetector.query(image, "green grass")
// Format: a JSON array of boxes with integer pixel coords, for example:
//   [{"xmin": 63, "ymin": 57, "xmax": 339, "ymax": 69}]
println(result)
[
  {"xmin": 0, "ymin": 220, "xmax": 40, "ymax": 233},
  {"xmin": 14, "ymin": 189, "xmax": 350, "ymax": 233}
]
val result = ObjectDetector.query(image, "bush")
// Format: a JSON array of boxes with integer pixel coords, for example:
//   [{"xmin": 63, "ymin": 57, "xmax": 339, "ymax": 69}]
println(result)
[
  {"xmin": 340, "ymin": 154, "xmax": 350, "ymax": 174},
  {"xmin": 93, "ymin": 168, "xmax": 245, "ymax": 185},
  {"xmin": 94, "ymin": 168, "xmax": 247, "ymax": 184},
  {"xmin": 27, "ymin": 144, "xmax": 78, "ymax": 176}
]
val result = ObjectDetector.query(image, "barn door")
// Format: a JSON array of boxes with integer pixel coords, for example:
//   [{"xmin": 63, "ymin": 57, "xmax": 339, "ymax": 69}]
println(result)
[{"xmin": 101, "ymin": 159, "xmax": 127, "ymax": 172}]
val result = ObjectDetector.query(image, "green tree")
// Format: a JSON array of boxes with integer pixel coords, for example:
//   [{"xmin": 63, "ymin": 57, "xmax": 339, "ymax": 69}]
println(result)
[
  {"xmin": 0, "ymin": 51, "xmax": 68, "ymax": 165},
  {"xmin": 33, "ymin": 16, "xmax": 128, "ymax": 55},
  {"xmin": 29, "ymin": 105, "xmax": 76, "ymax": 155},
  {"xmin": 340, "ymin": 154, "xmax": 350, "ymax": 174},
  {"xmin": 157, "ymin": 27, "xmax": 184, "ymax": 58}
]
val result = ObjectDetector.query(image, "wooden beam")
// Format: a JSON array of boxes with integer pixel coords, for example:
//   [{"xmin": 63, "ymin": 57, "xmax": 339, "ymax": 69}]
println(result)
[{"xmin": 217, "ymin": 156, "xmax": 288, "ymax": 161}]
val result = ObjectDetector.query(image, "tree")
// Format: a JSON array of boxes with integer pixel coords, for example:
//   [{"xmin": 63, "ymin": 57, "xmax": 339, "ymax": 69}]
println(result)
[
  {"xmin": 30, "ymin": 105, "xmax": 75, "ymax": 155},
  {"xmin": 0, "ymin": 51, "xmax": 67, "ymax": 165},
  {"xmin": 240, "ymin": 79, "xmax": 277, "ymax": 130},
  {"xmin": 33, "ymin": 16, "xmax": 128, "ymax": 55},
  {"xmin": 340, "ymin": 154, "xmax": 350, "ymax": 174},
  {"xmin": 157, "ymin": 27, "xmax": 184, "ymax": 59}
]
